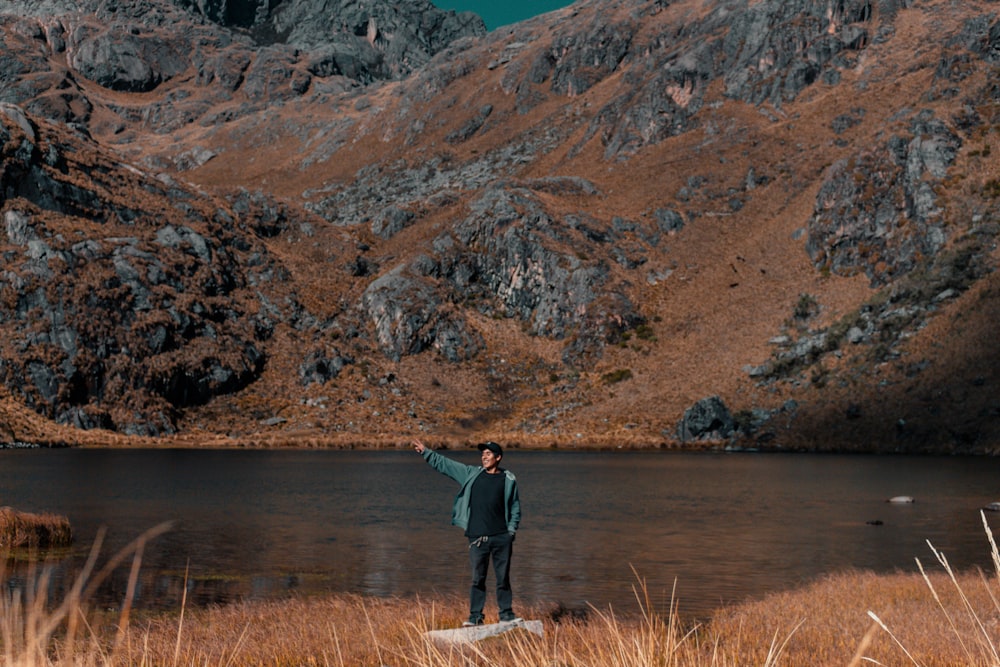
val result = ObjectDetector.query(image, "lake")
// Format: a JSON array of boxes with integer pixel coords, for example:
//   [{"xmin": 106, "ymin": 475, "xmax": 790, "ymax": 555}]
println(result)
[{"xmin": 3, "ymin": 448, "xmax": 1000, "ymax": 618}]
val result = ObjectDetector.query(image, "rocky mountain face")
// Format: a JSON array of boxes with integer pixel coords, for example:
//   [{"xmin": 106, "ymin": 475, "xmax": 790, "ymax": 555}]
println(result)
[
  {"xmin": 0, "ymin": 103, "xmax": 278, "ymax": 435},
  {"xmin": 0, "ymin": 0, "xmax": 998, "ymax": 452}
]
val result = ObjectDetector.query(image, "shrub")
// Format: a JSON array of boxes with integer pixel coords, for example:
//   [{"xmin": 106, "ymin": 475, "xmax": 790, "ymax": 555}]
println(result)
[
  {"xmin": 601, "ymin": 368, "xmax": 633, "ymax": 384},
  {"xmin": 793, "ymin": 293, "xmax": 819, "ymax": 319},
  {"xmin": 985, "ymin": 179, "xmax": 1000, "ymax": 198},
  {"xmin": 635, "ymin": 324, "xmax": 657, "ymax": 341}
]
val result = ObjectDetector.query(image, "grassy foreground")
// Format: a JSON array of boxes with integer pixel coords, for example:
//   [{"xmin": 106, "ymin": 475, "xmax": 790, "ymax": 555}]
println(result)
[{"xmin": 5, "ymin": 517, "xmax": 1000, "ymax": 666}]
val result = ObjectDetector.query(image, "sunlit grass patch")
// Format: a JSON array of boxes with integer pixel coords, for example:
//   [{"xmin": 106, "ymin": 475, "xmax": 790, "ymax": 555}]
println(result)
[
  {"xmin": 706, "ymin": 512, "xmax": 1000, "ymax": 666},
  {"xmin": 704, "ymin": 568, "xmax": 995, "ymax": 665}
]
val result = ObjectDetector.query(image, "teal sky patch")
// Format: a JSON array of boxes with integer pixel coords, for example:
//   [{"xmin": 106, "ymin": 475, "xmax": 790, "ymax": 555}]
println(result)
[{"xmin": 433, "ymin": 0, "xmax": 574, "ymax": 30}]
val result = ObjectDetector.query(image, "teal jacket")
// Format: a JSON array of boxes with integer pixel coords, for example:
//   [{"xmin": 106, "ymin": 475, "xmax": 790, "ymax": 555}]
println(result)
[{"xmin": 422, "ymin": 448, "xmax": 521, "ymax": 535}]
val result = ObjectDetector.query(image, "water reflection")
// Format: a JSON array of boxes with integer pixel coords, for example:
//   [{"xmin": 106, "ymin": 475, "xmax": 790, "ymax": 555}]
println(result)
[{"xmin": 3, "ymin": 449, "xmax": 1000, "ymax": 617}]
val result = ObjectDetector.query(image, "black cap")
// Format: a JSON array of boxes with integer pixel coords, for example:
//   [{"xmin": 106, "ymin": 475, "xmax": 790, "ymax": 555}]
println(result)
[{"xmin": 477, "ymin": 441, "xmax": 503, "ymax": 457}]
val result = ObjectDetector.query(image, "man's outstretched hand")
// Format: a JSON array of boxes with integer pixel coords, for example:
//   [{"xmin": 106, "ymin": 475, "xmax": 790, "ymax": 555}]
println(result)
[{"xmin": 412, "ymin": 439, "xmax": 426, "ymax": 454}]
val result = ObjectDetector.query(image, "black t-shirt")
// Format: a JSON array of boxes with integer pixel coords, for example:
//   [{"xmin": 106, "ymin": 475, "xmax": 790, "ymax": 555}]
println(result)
[{"xmin": 466, "ymin": 470, "xmax": 507, "ymax": 537}]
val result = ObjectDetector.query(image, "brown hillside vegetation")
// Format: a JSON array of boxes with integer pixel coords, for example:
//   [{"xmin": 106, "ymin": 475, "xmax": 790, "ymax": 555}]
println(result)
[{"xmin": 0, "ymin": 0, "xmax": 997, "ymax": 450}]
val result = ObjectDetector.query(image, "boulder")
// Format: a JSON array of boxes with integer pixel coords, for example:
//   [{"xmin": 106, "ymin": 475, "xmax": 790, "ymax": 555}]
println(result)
[
  {"xmin": 0, "ymin": 103, "xmax": 36, "ymax": 142},
  {"xmin": 299, "ymin": 349, "xmax": 353, "ymax": 386},
  {"xmin": 68, "ymin": 26, "xmax": 187, "ymax": 92},
  {"xmin": 677, "ymin": 396, "xmax": 735, "ymax": 443},
  {"xmin": 360, "ymin": 267, "xmax": 482, "ymax": 362},
  {"xmin": 371, "ymin": 206, "xmax": 415, "ymax": 240}
]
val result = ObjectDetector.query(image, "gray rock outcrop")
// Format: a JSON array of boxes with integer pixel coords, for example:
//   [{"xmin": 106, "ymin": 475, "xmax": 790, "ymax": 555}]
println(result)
[
  {"xmin": 0, "ymin": 105, "xmax": 283, "ymax": 434},
  {"xmin": 360, "ymin": 266, "xmax": 482, "ymax": 362},
  {"xmin": 68, "ymin": 27, "xmax": 187, "ymax": 92},
  {"xmin": 677, "ymin": 396, "xmax": 735, "ymax": 443},
  {"xmin": 352, "ymin": 180, "xmax": 646, "ymax": 365},
  {"xmin": 0, "ymin": 0, "xmax": 485, "ymax": 134},
  {"xmin": 806, "ymin": 112, "xmax": 961, "ymax": 285}
]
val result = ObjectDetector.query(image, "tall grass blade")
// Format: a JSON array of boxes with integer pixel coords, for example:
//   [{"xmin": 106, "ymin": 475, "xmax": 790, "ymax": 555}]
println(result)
[
  {"xmin": 925, "ymin": 539, "xmax": 1000, "ymax": 664},
  {"xmin": 847, "ymin": 621, "xmax": 881, "ymax": 667},
  {"xmin": 53, "ymin": 525, "xmax": 106, "ymax": 656},
  {"xmin": 762, "ymin": 618, "xmax": 804, "ymax": 667},
  {"xmin": 173, "ymin": 559, "xmax": 190, "ymax": 667},
  {"xmin": 867, "ymin": 611, "xmax": 923, "ymax": 667},
  {"xmin": 983, "ymin": 510, "xmax": 1000, "ymax": 579},
  {"xmin": 220, "ymin": 622, "xmax": 251, "ymax": 667},
  {"xmin": 915, "ymin": 554, "xmax": 973, "ymax": 661},
  {"xmin": 80, "ymin": 521, "xmax": 173, "ymax": 603},
  {"xmin": 114, "ymin": 533, "xmax": 147, "ymax": 650}
]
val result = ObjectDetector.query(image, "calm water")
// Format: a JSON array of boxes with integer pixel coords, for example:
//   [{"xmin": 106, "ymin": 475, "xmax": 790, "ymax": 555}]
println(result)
[{"xmin": 4, "ymin": 448, "xmax": 1000, "ymax": 618}]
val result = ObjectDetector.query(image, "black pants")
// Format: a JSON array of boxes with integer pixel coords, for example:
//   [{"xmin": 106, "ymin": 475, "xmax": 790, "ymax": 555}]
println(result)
[{"xmin": 467, "ymin": 532, "xmax": 514, "ymax": 622}]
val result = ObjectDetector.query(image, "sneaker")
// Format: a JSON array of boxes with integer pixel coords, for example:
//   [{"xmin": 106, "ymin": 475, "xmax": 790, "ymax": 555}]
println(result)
[
  {"xmin": 499, "ymin": 615, "xmax": 523, "ymax": 623},
  {"xmin": 462, "ymin": 617, "xmax": 484, "ymax": 627}
]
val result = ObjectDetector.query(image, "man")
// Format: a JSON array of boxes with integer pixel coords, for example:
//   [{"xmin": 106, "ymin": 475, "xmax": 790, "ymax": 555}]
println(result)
[{"xmin": 413, "ymin": 438, "xmax": 522, "ymax": 626}]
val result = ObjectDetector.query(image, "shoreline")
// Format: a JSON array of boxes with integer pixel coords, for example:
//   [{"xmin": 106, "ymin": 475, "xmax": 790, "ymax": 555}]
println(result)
[{"xmin": 13, "ymin": 436, "xmax": 1000, "ymax": 456}]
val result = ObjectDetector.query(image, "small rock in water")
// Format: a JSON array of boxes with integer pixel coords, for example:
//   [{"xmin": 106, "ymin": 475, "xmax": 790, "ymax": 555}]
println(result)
[{"xmin": 887, "ymin": 496, "xmax": 915, "ymax": 504}]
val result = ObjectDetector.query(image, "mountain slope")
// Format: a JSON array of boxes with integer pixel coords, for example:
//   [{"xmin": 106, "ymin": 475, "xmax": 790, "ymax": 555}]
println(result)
[{"xmin": 0, "ymin": 0, "xmax": 998, "ymax": 452}]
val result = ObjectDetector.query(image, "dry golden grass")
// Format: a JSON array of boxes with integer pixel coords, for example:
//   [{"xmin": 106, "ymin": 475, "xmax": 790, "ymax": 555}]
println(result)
[
  {"xmin": 52, "ymin": 570, "xmax": 1000, "ymax": 666},
  {"xmin": 0, "ymin": 508, "xmax": 72, "ymax": 550},
  {"xmin": 705, "ymin": 569, "xmax": 1000, "ymax": 666},
  {"xmin": 6, "ymin": 514, "xmax": 1000, "ymax": 666}
]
